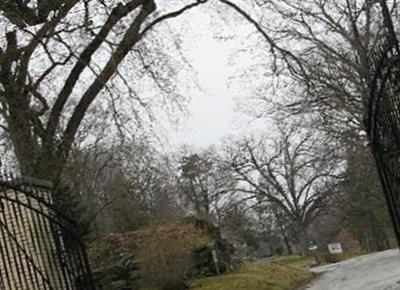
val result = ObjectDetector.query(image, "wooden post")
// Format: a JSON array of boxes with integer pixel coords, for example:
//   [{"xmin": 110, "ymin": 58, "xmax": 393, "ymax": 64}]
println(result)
[{"xmin": 212, "ymin": 249, "xmax": 221, "ymax": 275}]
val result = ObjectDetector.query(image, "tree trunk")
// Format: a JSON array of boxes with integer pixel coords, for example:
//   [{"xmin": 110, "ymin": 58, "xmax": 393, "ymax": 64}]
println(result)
[
  {"xmin": 273, "ymin": 209, "xmax": 293, "ymax": 255},
  {"xmin": 278, "ymin": 221, "xmax": 292, "ymax": 255},
  {"xmin": 6, "ymin": 92, "xmax": 41, "ymax": 176},
  {"xmin": 282, "ymin": 230, "xmax": 293, "ymax": 255},
  {"xmin": 296, "ymin": 223, "xmax": 310, "ymax": 255}
]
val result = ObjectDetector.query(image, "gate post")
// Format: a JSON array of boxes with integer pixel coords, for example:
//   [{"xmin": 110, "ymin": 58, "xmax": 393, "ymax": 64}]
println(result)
[{"xmin": 0, "ymin": 175, "xmax": 95, "ymax": 290}]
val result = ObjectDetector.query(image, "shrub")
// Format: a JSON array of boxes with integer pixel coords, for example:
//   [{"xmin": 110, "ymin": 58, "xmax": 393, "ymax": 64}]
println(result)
[
  {"xmin": 88, "ymin": 218, "xmax": 235, "ymax": 290},
  {"xmin": 318, "ymin": 252, "xmax": 343, "ymax": 263},
  {"xmin": 88, "ymin": 232, "xmax": 138, "ymax": 269},
  {"xmin": 135, "ymin": 220, "xmax": 213, "ymax": 290}
]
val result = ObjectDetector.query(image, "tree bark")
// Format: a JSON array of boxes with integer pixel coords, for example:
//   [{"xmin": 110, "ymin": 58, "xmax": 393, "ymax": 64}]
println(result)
[
  {"xmin": 296, "ymin": 223, "xmax": 310, "ymax": 255},
  {"xmin": 273, "ymin": 209, "xmax": 293, "ymax": 255}
]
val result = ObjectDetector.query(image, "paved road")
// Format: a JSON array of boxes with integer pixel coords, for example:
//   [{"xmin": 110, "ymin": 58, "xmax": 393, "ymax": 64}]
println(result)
[{"xmin": 301, "ymin": 249, "xmax": 400, "ymax": 290}]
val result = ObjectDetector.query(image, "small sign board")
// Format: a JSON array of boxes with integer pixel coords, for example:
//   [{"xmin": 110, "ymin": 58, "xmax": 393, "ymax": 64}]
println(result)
[
  {"xmin": 328, "ymin": 243, "xmax": 343, "ymax": 254},
  {"xmin": 308, "ymin": 240, "xmax": 318, "ymax": 251},
  {"xmin": 309, "ymin": 245, "xmax": 318, "ymax": 251}
]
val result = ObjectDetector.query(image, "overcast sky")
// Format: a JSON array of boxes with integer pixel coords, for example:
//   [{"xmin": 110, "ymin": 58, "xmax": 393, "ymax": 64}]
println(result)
[{"xmin": 164, "ymin": 3, "xmax": 270, "ymax": 150}]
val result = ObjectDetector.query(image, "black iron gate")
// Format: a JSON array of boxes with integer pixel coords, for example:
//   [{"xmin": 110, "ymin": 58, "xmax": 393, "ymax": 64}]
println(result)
[
  {"xmin": 0, "ymin": 172, "xmax": 95, "ymax": 290},
  {"xmin": 366, "ymin": 1, "xmax": 400, "ymax": 246}
]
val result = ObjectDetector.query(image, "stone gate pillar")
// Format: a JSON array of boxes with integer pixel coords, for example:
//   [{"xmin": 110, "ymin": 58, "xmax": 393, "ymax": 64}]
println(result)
[{"xmin": 0, "ymin": 177, "xmax": 70, "ymax": 289}]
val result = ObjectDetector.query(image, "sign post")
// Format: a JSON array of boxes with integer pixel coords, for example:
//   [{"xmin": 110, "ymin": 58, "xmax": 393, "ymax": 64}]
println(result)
[{"xmin": 308, "ymin": 240, "xmax": 319, "ymax": 265}]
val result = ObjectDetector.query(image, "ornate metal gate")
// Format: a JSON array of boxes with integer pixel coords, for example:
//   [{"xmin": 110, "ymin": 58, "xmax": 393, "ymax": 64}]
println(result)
[
  {"xmin": 0, "ymin": 173, "xmax": 95, "ymax": 290},
  {"xmin": 366, "ymin": 1, "xmax": 400, "ymax": 246}
]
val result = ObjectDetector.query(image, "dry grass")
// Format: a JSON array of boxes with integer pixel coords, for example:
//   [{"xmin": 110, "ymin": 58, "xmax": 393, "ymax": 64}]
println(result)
[
  {"xmin": 188, "ymin": 262, "xmax": 313, "ymax": 290},
  {"xmin": 275, "ymin": 255, "xmax": 316, "ymax": 268}
]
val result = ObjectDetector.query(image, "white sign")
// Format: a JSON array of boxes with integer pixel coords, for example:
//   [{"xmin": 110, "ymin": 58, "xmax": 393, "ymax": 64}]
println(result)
[
  {"xmin": 328, "ymin": 243, "xmax": 343, "ymax": 254},
  {"xmin": 309, "ymin": 245, "xmax": 318, "ymax": 251}
]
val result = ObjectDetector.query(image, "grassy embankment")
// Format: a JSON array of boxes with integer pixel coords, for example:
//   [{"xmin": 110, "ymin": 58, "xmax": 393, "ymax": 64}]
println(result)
[
  {"xmin": 189, "ymin": 261, "xmax": 313, "ymax": 290},
  {"xmin": 189, "ymin": 251, "xmax": 366, "ymax": 290}
]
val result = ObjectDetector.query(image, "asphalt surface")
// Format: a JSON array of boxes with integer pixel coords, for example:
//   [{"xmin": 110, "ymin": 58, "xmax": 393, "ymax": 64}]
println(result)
[{"xmin": 301, "ymin": 249, "xmax": 400, "ymax": 290}]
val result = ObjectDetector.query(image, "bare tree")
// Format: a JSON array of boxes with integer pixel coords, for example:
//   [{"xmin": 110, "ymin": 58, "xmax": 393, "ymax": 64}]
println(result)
[
  {"xmin": 177, "ymin": 147, "xmax": 237, "ymax": 223},
  {"xmin": 65, "ymin": 136, "xmax": 182, "ymax": 237},
  {"xmin": 227, "ymin": 125, "xmax": 342, "ymax": 252},
  {"xmin": 0, "ymin": 0, "xmax": 208, "ymax": 184},
  {"xmin": 215, "ymin": 0, "xmax": 400, "ymax": 250},
  {"xmin": 218, "ymin": 0, "xmax": 395, "ymax": 140}
]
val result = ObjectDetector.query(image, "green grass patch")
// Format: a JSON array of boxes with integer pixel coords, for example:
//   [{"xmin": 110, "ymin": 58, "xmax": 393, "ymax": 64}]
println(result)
[{"xmin": 189, "ymin": 262, "xmax": 313, "ymax": 290}]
